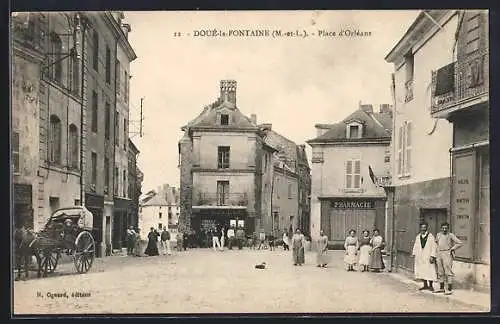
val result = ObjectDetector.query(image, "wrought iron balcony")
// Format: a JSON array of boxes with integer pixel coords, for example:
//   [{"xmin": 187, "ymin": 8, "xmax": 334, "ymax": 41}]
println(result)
[
  {"xmin": 431, "ymin": 51, "xmax": 489, "ymax": 118},
  {"xmin": 194, "ymin": 192, "xmax": 248, "ymax": 207}
]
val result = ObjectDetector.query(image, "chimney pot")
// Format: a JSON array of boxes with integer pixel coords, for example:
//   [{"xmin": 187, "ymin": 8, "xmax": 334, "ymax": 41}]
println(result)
[
  {"xmin": 220, "ymin": 80, "xmax": 237, "ymax": 105},
  {"xmin": 251, "ymin": 114, "xmax": 257, "ymax": 124}
]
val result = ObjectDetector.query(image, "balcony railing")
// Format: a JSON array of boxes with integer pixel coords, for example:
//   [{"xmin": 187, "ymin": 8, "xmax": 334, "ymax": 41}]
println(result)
[
  {"xmin": 431, "ymin": 51, "xmax": 489, "ymax": 116},
  {"xmin": 194, "ymin": 192, "xmax": 248, "ymax": 207}
]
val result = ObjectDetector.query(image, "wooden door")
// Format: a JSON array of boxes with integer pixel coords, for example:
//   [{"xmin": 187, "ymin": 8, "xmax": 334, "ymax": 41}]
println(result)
[
  {"xmin": 422, "ymin": 209, "xmax": 447, "ymax": 237},
  {"xmin": 330, "ymin": 209, "xmax": 376, "ymax": 240}
]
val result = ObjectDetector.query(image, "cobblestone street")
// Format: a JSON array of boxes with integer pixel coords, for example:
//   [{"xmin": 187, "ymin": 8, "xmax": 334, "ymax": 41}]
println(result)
[{"xmin": 13, "ymin": 248, "xmax": 489, "ymax": 314}]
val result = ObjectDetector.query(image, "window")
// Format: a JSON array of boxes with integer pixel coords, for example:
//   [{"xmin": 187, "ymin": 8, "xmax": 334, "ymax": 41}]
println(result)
[
  {"xmin": 404, "ymin": 52, "xmax": 414, "ymax": 102},
  {"xmin": 124, "ymin": 70, "xmax": 129, "ymax": 103},
  {"xmin": 123, "ymin": 170, "xmax": 126, "ymax": 197},
  {"xmin": 346, "ymin": 160, "xmax": 361, "ymax": 189},
  {"xmin": 12, "ymin": 132, "xmax": 19, "ymax": 174},
  {"xmin": 91, "ymin": 152, "xmax": 97, "ymax": 185},
  {"xmin": 49, "ymin": 197, "xmax": 60, "ymax": 215},
  {"xmin": 114, "ymin": 167, "xmax": 119, "ymax": 196},
  {"xmin": 217, "ymin": 146, "xmax": 230, "ymax": 169},
  {"xmin": 91, "ymin": 91, "xmax": 98, "ymax": 133},
  {"xmin": 288, "ymin": 183, "xmax": 292, "ymax": 199},
  {"xmin": 104, "ymin": 157, "xmax": 110, "ymax": 194},
  {"xmin": 115, "ymin": 111, "xmax": 120, "ymax": 146},
  {"xmin": 349, "ymin": 125, "xmax": 360, "ymax": 139},
  {"xmin": 217, "ymin": 181, "xmax": 229, "ymax": 205},
  {"xmin": 466, "ymin": 14, "xmax": 481, "ymax": 54},
  {"xmin": 49, "ymin": 115, "xmax": 61, "ymax": 164},
  {"xmin": 123, "ymin": 119, "xmax": 127, "ymax": 150},
  {"xmin": 70, "ymin": 55, "xmax": 80, "ymax": 95},
  {"xmin": 105, "ymin": 102, "xmax": 111, "ymax": 140},
  {"xmin": 74, "ymin": 199, "xmax": 80, "ymax": 206},
  {"xmin": 221, "ymin": 114, "xmax": 229, "ymax": 125},
  {"xmin": 159, "ymin": 212, "xmax": 162, "ymax": 219},
  {"xmin": 49, "ymin": 32, "xmax": 62, "ymax": 84},
  {"xmin": 397, "ymin": 121, "xmax": 412, "ymax": 177},
  {"xmin": 116, "ymin": 61, "xmax": 121, "ymax": 96},
  {"xmin": 105, "ymin": 46, "xmax": 111, "ymax": 84},
  {"xmin": 92, "ymin": 30, "xmax": 99, "ymax": 71},
  {"xmin": 68, "ymin": 124, "xmax": 78, "ymax": 169}
]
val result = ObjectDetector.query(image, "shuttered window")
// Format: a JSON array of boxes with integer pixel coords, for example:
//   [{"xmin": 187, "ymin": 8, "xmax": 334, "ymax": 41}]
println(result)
[
  {"xmin": 397, "ymin": 121, "xmax": 412, "ymax": 178},
  {"xmin": 346, "ymin": 160, "xmax": 361, "ymax": 189}
]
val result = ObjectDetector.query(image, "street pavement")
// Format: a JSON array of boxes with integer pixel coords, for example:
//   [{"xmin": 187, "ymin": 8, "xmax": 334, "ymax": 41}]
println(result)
[{"xmin": 13, "ymin": 248, "xmax": 490, "ymax": 314}]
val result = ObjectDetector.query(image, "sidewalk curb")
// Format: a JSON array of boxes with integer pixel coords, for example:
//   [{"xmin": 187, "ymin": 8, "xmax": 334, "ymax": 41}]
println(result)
[{"xmin": 386, "ymin": 272, "xmax": 490, "ymax": 311}]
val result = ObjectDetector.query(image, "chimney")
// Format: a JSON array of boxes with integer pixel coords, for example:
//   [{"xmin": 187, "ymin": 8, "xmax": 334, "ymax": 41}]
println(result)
[
  {"xmin": 251, "ymin": 114, "xmax": 257, "ymax": 124},
  {"xmin": 379, "ymin": 104, "xmax": 392, "ymax": 115},
  {"xmin": 360, "ymin": 104, "xmax": 373, "ymax": 113},
  {"xmin": 220, "ymin": 80, "xmax": 237, "ymax": 104}
]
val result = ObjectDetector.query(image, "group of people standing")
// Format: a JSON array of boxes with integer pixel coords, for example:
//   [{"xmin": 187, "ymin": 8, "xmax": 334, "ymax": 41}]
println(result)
[
  {"xmin": 209, "ymin": 226, "xmax": 247, "ymax": 251},
  {"xmin": 411, "ymin": 222, "xmax": 462, "ymax": 295},
  {"xmin": 343, "ymin": 228, "xmax": 386, "ymax": 272}
]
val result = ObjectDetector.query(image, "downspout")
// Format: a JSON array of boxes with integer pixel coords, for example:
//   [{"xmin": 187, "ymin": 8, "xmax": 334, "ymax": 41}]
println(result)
[{"xmin": 79, "ymin": 15, "xmax": 86, "ymax": 206}]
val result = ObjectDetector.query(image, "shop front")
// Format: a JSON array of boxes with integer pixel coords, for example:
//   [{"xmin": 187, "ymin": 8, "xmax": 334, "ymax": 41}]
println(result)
[
  {"xmin": 85, "ymin": 193, "xmax": 104, "ymax": 258},
  {"xmin": 13, "ymin": 183, "xmax": 33, "ymax": 229},
  {"xmin": 319, "ymin": 197, "xmax": 386, "ymax": 248},
  {"xmin": 191, "ymin": 207, "xmax": 249, "ymax": 247}
]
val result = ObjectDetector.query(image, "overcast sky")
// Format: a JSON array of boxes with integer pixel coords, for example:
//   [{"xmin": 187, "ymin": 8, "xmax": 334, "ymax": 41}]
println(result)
[{"xmin": 124, "ymin": 10, "xmax": 420, "ymax": 192}]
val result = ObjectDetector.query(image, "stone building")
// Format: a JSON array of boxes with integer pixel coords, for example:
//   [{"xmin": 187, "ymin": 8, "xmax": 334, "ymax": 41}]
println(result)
[
  {"xmin": 428, "ymin": 10, "xmax": 489, "ymax": 289},
  {"xmin": 10, "ymin": 12, "xmax": 137, "ymax": 259},
  {"xmin": 307, "ymin": 103, "xmax": 392, "ymax": 248},
  {"xmin": 127, "ymin": 139, "xmax": 141, "ymax": 230},
  {"xmin": 178, "ymin": 80, "xmax": 311, "ymax": 239},
  {"xmin": 11, "ymin": 13, "xmax": 45, "ymax": 229}
]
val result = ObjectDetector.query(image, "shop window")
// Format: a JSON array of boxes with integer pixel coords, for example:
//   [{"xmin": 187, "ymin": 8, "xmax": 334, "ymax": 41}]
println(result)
[{"xmin": 49, "ymin": 115, "xmax": 62, "ymax": 164}]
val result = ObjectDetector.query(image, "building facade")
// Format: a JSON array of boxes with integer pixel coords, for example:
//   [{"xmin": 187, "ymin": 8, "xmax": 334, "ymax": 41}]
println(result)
[
  {"xmin": 385, "ymin": 10, "xmax": 457, "ymax": 275},
  {"xmin": 307, "ymin": 103, "xmax": 392, "ymax": 248},
  {"xmin": 296, "ymin": 144, "xmax": 312, "ymax": 237},
  {"xmin": 127, "ymin": 139, "xmax": 141, "ymax": 230},
  {"xmin": 11, "ymin": 13, "xmax": 45, "ymax": 230},
  {"xmin": 179, "ymin": 80, "xmax": 311, "ymax": 239},
  {"xmin": 429, "ymin": 10, "xmax": 489, "ymax": 288}
]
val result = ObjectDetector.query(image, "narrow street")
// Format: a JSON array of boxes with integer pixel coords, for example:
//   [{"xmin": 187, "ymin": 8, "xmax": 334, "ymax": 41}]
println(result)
[{"xmin": 13, "ymin": 249, "xmax": 488, "ymax": 314}]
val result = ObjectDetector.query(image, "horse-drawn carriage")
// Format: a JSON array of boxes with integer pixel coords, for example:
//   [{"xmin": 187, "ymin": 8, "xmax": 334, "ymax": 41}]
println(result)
[{"xmin": 14, "ymin": 206, "xmax": 96, "ymax": 279}]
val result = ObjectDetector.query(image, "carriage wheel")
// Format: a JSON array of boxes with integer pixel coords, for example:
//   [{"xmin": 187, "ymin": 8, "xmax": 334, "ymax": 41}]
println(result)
[
  {"xmin": 73, "ymin": 231, "xmax": 95, "ymax": 274},
  {"xmin": 40, "ymin": 249, "xmax": 60, "ymax": 275}
]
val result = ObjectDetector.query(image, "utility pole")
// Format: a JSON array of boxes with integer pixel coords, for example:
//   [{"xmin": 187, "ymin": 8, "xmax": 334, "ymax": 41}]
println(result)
[{"xmin": 140, "ymin": 97, "xmax": 144, "ymax": 137}]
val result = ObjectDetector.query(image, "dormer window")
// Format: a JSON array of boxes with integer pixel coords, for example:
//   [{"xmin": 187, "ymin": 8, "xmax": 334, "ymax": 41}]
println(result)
[
  {"xmin": 221, "ymin": 114, "xmax": 229, "ymax": 125},
  {"xmin": 346, "ymin": 122, "xmax": 363, "ymax": 139}
]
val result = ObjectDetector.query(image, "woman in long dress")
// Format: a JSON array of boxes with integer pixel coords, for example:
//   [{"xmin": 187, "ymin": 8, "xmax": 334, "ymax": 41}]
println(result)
[
  {"xmin": 316, "ymin": 230, "xmax": 330, "ymax": 267},
  {"xmin": 344, "ymin": 229, "xmax": 359, "ymax": 271},
  {"xmin": 282, "ymin": 231, "xmax": 290, "ymax": 251},
  {"xmin": 358, "ymin": 230, "xmax": 372, "ymax": 272},
  {"xmin": 291, "ymin": 229, "xmax": 306, "ymax": 266},
  {"xmin": 144, "ymin": 227, "xmax": 160, "ymax": 256},
  {"xmin": 369, "ymin": 229, "xmax": 385, "ymax": 272}
]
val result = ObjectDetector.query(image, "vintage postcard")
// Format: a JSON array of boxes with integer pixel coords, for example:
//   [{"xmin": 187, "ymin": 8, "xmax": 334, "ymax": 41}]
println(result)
[{"xmin": 11, "ymin": 10, "xmax": 490, "ymax": 315}]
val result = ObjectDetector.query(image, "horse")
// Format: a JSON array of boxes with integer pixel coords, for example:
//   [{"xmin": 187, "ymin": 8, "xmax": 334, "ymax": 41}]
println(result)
[{"xmin": 14, "ymin": 226, "xmax": 42, "ymax": 280}]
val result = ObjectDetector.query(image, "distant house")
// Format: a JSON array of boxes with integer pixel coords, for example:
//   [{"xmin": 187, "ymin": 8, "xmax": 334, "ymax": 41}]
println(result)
[
  {"xmin": 138, "ymin": 192, "xmax": 168, "ymax": 240},
  {"xmin": 307, "ymin": 103, "xmax": 393, "ymax": 247}
]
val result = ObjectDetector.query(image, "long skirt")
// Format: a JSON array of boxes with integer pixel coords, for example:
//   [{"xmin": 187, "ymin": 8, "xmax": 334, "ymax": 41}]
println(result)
[
  {"xmin": 369, "ymin": 247, "xmax": 385, "ymax": 270},
  {"xmin": 344, "ymin": 245, "xmax": 357, "ymax": 265},
  {"xmin": 293, "ymin": 246, "xmax": 305, "ymax": 265},
  {"xmin": 316, "ymin": 249, "xmax": 331, "ymax": 265},
  {"xmin": 358, "ymin": 245, "xmax": 371, "ymax": 266},
  {"xmin": 144, "ymin": 239, "xmax": 159, "ymax": 256}
]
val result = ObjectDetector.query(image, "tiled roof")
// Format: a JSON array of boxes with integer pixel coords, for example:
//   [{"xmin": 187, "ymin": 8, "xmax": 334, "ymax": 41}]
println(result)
[
  {"xmin": 307, "ymin": 109, "xmax": 392, "ymax": 144},
  {"xmin": 263, "ymin": 129, "xmax": 298, "ymax": 170},
  {"xmin": 141, "ymin": 193, "xmax": 168, "ymax": 207}
]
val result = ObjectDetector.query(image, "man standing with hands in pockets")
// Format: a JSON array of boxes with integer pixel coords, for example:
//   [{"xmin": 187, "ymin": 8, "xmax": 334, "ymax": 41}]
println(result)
[{"xmin": 433, "ymin": 222, "xmax": 463, "ymax": 295}]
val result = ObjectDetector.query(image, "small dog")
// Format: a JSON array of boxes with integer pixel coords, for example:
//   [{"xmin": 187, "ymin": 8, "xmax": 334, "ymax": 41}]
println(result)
[{"xmin": 254, "ymin": 262, "xmax": 267, "ymax": 269}]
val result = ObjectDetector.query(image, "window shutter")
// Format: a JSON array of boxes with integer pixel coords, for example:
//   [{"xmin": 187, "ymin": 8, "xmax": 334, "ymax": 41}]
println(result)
[
  {"xmin": 405, "ymin": 122, "xmax": 412, "ymax": 175},
  {"xmin": 354, "ymin": 160, "xmax": 361, "ymax": 188},
  {"xmin": 346, "ymin": 160, "xmax": 353, "ymax": 189}
]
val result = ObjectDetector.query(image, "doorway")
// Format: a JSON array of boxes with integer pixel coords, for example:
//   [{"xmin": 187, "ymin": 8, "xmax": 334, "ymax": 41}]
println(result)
[{"xmin": 420, "ymin": 208, "xmax": 447, "ymax": 237}]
